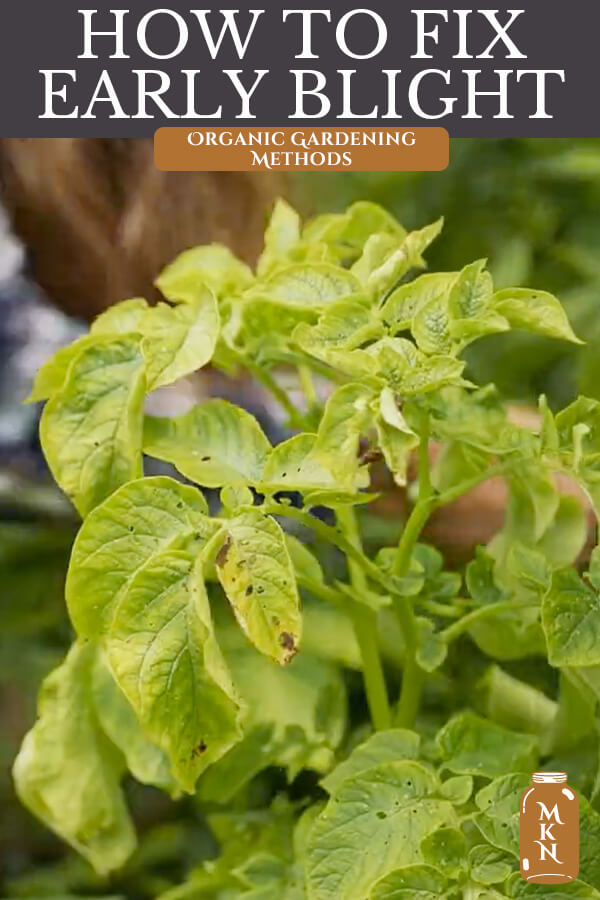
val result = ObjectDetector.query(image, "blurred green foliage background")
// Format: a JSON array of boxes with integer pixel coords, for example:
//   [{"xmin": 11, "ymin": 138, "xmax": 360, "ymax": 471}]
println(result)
[{"xmin": 3, "ymin": 137, "xmax": 600, "ymax": 897}]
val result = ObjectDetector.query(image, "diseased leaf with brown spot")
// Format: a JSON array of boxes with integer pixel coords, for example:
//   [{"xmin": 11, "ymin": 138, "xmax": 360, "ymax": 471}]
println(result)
[
  {"xmin": 216, "ymin": 535, "xmax": 233, "ymax": 569},
  {"xmin": 215, "ymin": 511, "xmax": 302, "ymax": 665}
]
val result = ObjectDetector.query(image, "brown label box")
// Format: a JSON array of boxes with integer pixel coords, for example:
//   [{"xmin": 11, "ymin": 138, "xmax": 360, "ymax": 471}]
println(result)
[{"xmin": 154, "ymin": 127, "xmax": 448, "ymax": 172}]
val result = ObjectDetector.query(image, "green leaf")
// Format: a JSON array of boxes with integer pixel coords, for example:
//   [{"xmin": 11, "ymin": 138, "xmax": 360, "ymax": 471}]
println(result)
[
  {"xmin": 374, "ymin": 387, "xmax": 419, "ymax": 487},
  {"xmin": 141, "ymin": 289, "xmax": 220, "ymax": 390},
  {"xmin": 352, "ymin": 219, "xmax": 443, "ymax": 298},
  {"xmin": 448, "ymin": 259, "xmax": 493, "ymax": 319},
  {"xmin": 382, "ymin": 273, "xmax": 456, "ymax": 333},
  {"xmin": 504, "ymin": 466, "xmax": 560, "ymax": 544},
  {"xmin": 234, "ymin": 851, "xmax": 305, "ymax": 899},
  {"xmin": 91, "ymin": 297, "xmax": 150, "ymax": 335},
  {"xmin": 66, "ymin": 476, "xmax": 213, "ymax": 637},
  {"xmin": 40, "ymin": 336, "xmax": 146, "ymax": 517},
  {"xmin": 420, "ymin": 827, "xmax": 466, "ymax": 878},
  {"xmin": 215, "ymin": 511, "xmax": 302, "ymax": 665},
  {"xmin": 143, "ymin": 400, "xmax": 271, "ymax": 488},
  {"xmin": 493, "ymin": 287, "xmax": 582, "ymax": 344},
  {"xmin": 310, "ymin": 383, "xmax": 375, "ymax": 492},
  {"xmin": 536, "ymin": 495, "xmax": 587, "ymax": 568},
  {"xmin": 13, "ymin": 642, "xmax": 135, "ymax": 874},
  {"xmin": 251, "ymin": 263, "xmax": 361, "ymax": 309},
  {"xmin": 306, "ymin": 760, "xmax": 455, "ymax": 900},
  {"xmin": 506, "ymin": 872, "xmax": 600, "ymax": 898},
  {"xmin": 415, "ymin": 618, "xmax": 447, "ymax": 672},
  {"xmin": 370, "ymin": 865, "xmax": 449, "ymax": 900},
  {"xmin": 412, "ymin": 293, "xmax": 453, "ymax": 355},
  {"xmin": 469, "ymin": 845, "xmax": 514, "ymax": 885},
  {"xmin": 262, "ymin": 433, "xmax": 347, "ymax": 494},
  {"xmin": 91, "ymin": 649, "xmax": 175, "ymax": 794},
  {"xmin": 473, "ymin": 773, "xmax": 528, "ymax": 857},
  {"xmin": 320, "ymin": 729, "xmax": 421, "ymax": 796},
  {"xmin": 370, "ymin": 338, "xmax": 466, "ymax": 395},
  {"xmin": 466, "ymin": 550, "xmax": 546, "ymax": 661},
  {"xmin": 293, "ymin": 300, "xmax": 382, "ymax": 377},
  {"xmin": 334, "ymin": 201, "xmax": 406, "ymax": 253},
  {"xmin": 436, "ymin": 712, "xmax": 538, "ymax": 778},
  {"xmin": 156, "ymin": 243, "xmax": 254, "ymax": 301},
  {"xmin": 477, "ymin": 665, "xmax": 557, "ymax": 741},
  {"xmin": 106, "ymin": 547, "xmax": 242, "ymax": 793},
  {"xmin": 542, "ymin": 566, "xmax": 600, "ymax": 667},
  {"xmin": 258, "ymin": 199, "xmax": 302, "ymax": 276},
  {"xmin": 27, "ymin": 335, "xmax": 100, "ymax": 403},
  {"xmin": 199, "ymin": 649, "xmax": 346, "ymax": 802},
  {"xmin": 440, "ymin": 775, "xmax": 473, "ymax": 804},
  {"xmin": 225, "ymin": 295, "xmax": 315, "ymax": 361}
]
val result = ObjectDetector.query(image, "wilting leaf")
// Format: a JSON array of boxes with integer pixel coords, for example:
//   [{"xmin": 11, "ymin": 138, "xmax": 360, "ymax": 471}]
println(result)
[
  {"xmin": 215, "ymin": 511, "xmax": 302, "ymax": 665},
  {"xmin": 107, "ymin": 548, "xmax": 242, "ymax": 793},
  {"xmin": 91, "ymin": 649, "xmax": 175, "ymax": 793},
  {"xmin": 13, "ymin": 642, "xmax": 135, "ymax": 874},
  {"xmin": 199, "ymin": 648, "xmax": 346, "ymax": 802}
]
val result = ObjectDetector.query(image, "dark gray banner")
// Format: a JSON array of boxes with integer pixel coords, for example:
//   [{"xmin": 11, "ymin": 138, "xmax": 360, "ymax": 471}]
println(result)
[{"xmin": 0, "ymin": 1, "xmax": 597, "ymax": 137}]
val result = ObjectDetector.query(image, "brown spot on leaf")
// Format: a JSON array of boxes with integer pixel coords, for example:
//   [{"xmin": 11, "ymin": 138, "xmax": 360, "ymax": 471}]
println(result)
[
  {"xmin": 216, "ymin": 535, "xmax": 232, "ymax": 567},
  {"xmin": 191, "ymin": 741, "xmax": 207, "ymax": 758},
  {"xmin": 245, "ymin": 585, "xmax": 254, "ymax": 596},
  {"xmin": 279, "ymin": 631, "xmax": 297, "ymax": 661}
]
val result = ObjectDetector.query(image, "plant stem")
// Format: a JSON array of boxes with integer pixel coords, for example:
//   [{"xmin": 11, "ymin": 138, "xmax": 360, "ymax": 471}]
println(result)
[
  {"xmin": 349, "ymin": 601, "xmax": 392, "ymax": 731},
  {"xmin": 440, "ymin": 600, "xmax": 523, "ymax": 643},
  {"xmin": 393, "ymin": 407, "xmax": 433, "ymax": 728},
  {"xmin": 263, "ymin": 502, "xmax": 398, "ymax": 595},
  {"xmin": 393, "ymin": 409, "xmax": 434, "ymax": 577},
  {"xmin": 336, "ymin": 507, "xmax": 392, "ymax": 731},
  {"xmin": 298, "ymin": 364, "xmax": 318, "ymax": 409}
]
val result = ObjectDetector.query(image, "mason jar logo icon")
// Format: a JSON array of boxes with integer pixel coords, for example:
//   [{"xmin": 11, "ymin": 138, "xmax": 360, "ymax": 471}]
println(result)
[{"xmin": 520, "ymin": 772, "xmax": 579, "ymax": 884}]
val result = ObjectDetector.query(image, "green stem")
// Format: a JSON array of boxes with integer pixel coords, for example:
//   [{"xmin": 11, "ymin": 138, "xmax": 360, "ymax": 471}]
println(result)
[
  {"xmin": 435, "ymin": 463, "xmax": 507, "ymax": 507},
  {"xmin": 298, "ymin": 364, "xmax": 318, "ymax": 409},
  {"xmin": 349, "ymin": 601, "xmax": 392, "ymax": 731},
  {"xmin": 440, "ymin": 600, "xmax": 519, "ymax": 643},
  {"xmin": 263, "ymin": 502, "xmax": 399, "ymax": 596},
  {"xmin": 336, "ymin": 507, "xmax": 392, "ymax": 731},
  {"xmin": 395, "ymin": 599, "xmax": 424, "ymax": 728},
  {"xmin": 393, "ymin": 408, "xmax": 433, "ymax": 728}
]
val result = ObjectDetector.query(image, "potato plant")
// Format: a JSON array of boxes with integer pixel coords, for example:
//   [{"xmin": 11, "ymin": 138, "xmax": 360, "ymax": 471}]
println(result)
[{"xmin": 13, "ymin": 199, "xmax": 600, "ymax": 898}]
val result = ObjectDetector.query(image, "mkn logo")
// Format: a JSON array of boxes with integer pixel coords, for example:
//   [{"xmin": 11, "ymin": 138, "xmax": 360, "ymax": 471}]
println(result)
[{"xmin": 520, "ymin": 772, "xmax": 579, "ymax": 884}]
